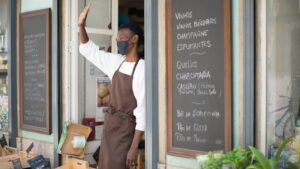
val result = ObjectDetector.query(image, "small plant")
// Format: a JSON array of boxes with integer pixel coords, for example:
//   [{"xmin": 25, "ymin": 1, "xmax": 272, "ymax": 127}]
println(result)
[
  {"xmin": 247, "ymin": 136, "xmax": 299, "ymax": 169},
  {"xmin": 201, "ymin": 148, "xmax": 251, "ymax": 169},
  {"xmin": 201, "ymin": 137, "xmax": 300, "ymax": 169}
]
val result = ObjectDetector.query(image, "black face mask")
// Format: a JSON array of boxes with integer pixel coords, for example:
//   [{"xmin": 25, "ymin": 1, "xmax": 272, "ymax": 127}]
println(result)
[{"xmin": 117, "ymin": 40, "xmax": 130, "ymax": 55}]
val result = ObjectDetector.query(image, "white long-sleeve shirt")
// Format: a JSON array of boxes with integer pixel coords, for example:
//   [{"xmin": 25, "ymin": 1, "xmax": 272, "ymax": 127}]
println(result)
[{"xmin": 79, "ymin": 40, "xmax": 146, "ymax": 131}]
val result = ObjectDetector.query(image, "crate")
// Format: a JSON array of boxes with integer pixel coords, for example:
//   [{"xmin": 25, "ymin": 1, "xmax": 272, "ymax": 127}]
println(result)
[{"xmin": 56, "ymin": 158, "xmax": 89, "ymax": 169}]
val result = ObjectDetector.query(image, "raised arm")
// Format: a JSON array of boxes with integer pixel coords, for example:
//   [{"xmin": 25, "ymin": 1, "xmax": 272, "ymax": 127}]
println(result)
[
  {"xmin": 78, "ymin": 3, "xmax": 124, "ymax": 80},
  {"xmin": 78, "ymin": 4, "xmax": 90, "ymax": 44}
]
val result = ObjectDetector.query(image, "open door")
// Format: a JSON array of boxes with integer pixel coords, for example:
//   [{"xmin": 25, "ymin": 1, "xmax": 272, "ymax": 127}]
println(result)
[{"xmin": 66, "ymin": 0, "xmax": 145, "ymax": 167}]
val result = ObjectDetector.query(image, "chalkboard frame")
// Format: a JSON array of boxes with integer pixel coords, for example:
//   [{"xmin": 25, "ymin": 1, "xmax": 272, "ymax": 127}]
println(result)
[
  {"xmin": 19, "ymin": 8, "xmax": 51, "ymax": 134},
  {"xmin": 166, "ymin": 0, "xmax": 232, "ymax": 157}
]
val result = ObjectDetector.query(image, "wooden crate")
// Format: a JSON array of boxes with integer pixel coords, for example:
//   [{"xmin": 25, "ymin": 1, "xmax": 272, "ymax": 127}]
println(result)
[{"xmin": 56, "ymin": 158, "xmax": 89, "ymax": 169}]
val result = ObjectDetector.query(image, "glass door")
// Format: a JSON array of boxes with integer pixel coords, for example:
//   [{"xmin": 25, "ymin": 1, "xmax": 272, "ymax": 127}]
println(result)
[
  {"xmin": 67, "ymin": 0, "xmax": 118, "ymax": 166},
  {"xmin": 68, "ymin": 0, "xmax": 118, "ymax": 124}
]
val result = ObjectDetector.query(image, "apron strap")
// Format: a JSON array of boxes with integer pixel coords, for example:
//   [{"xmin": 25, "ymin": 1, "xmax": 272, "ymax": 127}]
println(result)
[
  {"xmin": 131, "ymin": 58, "xmax": 140, "ymax": 76},
  {"xmin": 117, "ymin": 58, "xmax": 140, "ymax": 76},
  {"xmin": 117, "ymin": 59, "xmax": 126, "ymax": 71}
]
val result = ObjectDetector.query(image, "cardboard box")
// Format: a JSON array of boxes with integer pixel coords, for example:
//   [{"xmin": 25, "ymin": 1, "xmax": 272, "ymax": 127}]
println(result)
[
  {"xmin": 55, "ymin": 158, "xmax": 89, "ymax": 169},
  {"xmin": 0, "ymin": 146, "xmax": 20, "ymax": 162},
  {"xmin": 0, "ymin": 153, "xmax": 19, "ymax": 162},
  {"xmin": 0, "ymin": 146, "xmax": 18, "ymax": 157},
  {"xmin": 59, "ymin": 123, "xmax": 92, "ymax": 157},
  {"xmin": 0, "ymin": 160, "xmax": 30, "ymax": 169},
  {"xmin": 0, "ymin": 149, "xmax": 32, "ymax": 169}
]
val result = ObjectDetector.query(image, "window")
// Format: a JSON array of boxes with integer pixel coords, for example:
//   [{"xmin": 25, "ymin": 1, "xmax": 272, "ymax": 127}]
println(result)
[
  {"xmin": 266, "ymin": 0, "xmax": 300, "ymax": 159},
  {"xmin": 0, "ymin": 0, "xmax": 9, "ymax": 133},
  {"xmin": 77, "ymin": 0, "xmax": 115, "ymax": 124}
]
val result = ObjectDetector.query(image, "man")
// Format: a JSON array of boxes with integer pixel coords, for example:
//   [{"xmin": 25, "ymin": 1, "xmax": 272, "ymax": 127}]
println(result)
[{"xmin": 78, "ymin": 4, "xmax": 145, "ymax": 169}]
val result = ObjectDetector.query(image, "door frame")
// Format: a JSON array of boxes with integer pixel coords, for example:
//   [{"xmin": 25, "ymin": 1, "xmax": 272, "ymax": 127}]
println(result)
[
  {"xmin": 8, "ymin": 0, "xmax": 18, "ymax": 147},
  {"xmin": 65, "ymin": 0, "xmax": 159, "ymax": 168},
  {"xmin": 144, "ymin": 0, "xmax": 159, "ymax": 168},
  {"xmin": 255, "ymin": 0, "xmax": 267, "ymax": 155}
]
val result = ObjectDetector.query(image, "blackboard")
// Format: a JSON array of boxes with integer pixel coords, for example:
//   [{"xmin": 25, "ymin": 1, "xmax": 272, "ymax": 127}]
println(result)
[
  {"xmin": 27, "ymin": 155, "xmax": 51, "ymax": 169},
  {"xmin": 167, "ymin": 0, "xmax": 232, "ymax": 157},
  {"xmin": 20, "ymin": 9, "xmax": 51, "ymax": 134}
]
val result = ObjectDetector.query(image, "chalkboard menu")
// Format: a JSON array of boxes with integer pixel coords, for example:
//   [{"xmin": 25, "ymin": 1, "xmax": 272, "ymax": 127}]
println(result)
[
  {"xmin": 167, "ymin": 0, "xmax": 232, "ymax": 157},
  {"xmin": 28, "ymin": 155, "xmax": 51, "ymax": 169},
  {"xmin": 20, "ymin": 9, "xmax": 51, "ymax": 134}
]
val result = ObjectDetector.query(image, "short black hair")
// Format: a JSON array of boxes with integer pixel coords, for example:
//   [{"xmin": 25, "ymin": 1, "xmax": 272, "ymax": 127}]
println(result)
[{"xmin": 119, "ymin": 23, "xmax": 144, "ymax": 47}]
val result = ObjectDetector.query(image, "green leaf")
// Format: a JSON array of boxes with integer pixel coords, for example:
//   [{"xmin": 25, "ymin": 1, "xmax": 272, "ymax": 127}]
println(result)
[
  {"xmin": 269, "ymin": 159, "xmax": 277, "ymax": 169},
  {"xmin": 249, "ymin": 146, "xmax": 272, "ymax": 169},
  {"xmin": 274, "ymin": 136, "xmax": 293, "ymax": 162},
  {"xmin": 246, "ymin": 165, "xmax": 261, "ymax": 169}
]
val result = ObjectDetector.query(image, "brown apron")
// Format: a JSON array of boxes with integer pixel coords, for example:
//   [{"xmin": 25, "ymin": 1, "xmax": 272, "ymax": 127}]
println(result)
[{"xmin": 99, "ymin": 59, "xmax": 140, "ymax": 169}]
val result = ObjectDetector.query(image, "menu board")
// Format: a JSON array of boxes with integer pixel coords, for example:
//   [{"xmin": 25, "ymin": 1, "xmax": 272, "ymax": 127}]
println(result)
[
  {"xmin": 20, "ymin": 9, "xmax": 51, "ymax": 134},
  {"xmin": 167, "ymin": 0, "xmax": 232, "ymax": 156}
]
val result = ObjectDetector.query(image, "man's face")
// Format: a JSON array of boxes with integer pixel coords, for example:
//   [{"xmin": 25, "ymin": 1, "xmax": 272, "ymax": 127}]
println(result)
[
  {"xmin": 116, "ymin": 28, "xmax": 138, "ymax": 55},
  {"xmin": 116, "ymin": 28, "xmax": 133, "ymax": 42}
]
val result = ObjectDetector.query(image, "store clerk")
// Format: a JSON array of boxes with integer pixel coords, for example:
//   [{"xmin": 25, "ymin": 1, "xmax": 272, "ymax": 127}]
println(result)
[{"xmin": 78, "ymin": 4, "xmax": 145, "ymax": 169}]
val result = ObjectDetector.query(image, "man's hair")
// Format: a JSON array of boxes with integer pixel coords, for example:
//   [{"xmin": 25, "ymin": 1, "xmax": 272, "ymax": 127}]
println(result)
[{"xmin": 119, "ymin": 23, "xmax": 144, "ymax": 47}]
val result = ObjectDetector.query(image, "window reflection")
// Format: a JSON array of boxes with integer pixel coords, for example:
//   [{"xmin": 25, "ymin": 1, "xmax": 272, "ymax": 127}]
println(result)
[{"xmin": 266, "ymin": 0, "xmax": 300, "ymax": 160}]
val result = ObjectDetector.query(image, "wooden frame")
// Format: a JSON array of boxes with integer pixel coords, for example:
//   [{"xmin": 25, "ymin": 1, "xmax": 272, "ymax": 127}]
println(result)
[
  {"xmin": 166, "ymin": 0, "xmax": 232, "ymax": 157},
  {"xmin": 19, "ymin": 8, "xmax": 51, "ymax": 134}
]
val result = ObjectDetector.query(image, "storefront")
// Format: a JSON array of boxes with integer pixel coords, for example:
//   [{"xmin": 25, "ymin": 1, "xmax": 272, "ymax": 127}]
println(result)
[{"xmin": 1, "ymin": 0, "xmax": 300, "ymax": 168}]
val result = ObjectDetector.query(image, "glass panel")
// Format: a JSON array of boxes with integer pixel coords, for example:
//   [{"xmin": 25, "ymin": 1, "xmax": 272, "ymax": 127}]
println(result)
[
  {"xmin": 78, "ymin": 0, "xmax": 112, "ymax": 30},
  {"xmin": 266, "ymin": 0, "xmax": 300, "ymax": 161},
  {"xmin": 0, "ymin": 0, "xmax": 9, "ymax": 133},
  {"xmin": 78, "ymin": 34, "xmax": 111, "ymax": 140}
]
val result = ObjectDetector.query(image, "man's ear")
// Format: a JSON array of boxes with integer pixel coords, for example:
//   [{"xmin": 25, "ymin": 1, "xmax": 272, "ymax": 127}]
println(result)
[{"xmin": 131, "ymin": 34, "xmax": 139, "ymax": 44}]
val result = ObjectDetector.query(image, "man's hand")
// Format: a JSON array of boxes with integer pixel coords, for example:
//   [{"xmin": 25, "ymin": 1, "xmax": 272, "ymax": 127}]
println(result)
[
  {"xmin": 78, "ymin": 3, "xmax": 91, "ymax": 27},
  {"xmin": 78, "ymin": 4, "xmax": 90, "ymax": 43},
  {"xmin": 126, "ymin": 130, "xmax": 144, "ymax": 168},
  {"xmin": 126, "ymin": 147, "xmax": 139, "ymax": 168}
]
